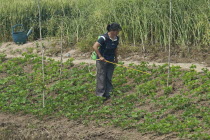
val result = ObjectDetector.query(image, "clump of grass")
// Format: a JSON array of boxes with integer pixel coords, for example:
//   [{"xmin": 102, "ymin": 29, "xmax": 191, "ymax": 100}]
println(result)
[{"xmin": 0, "ymin": 53, "xmax": 7, "ymax": 63}]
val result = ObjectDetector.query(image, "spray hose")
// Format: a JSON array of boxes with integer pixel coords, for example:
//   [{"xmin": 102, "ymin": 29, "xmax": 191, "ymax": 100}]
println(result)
[{"xmin": 96, "ymin": 59, "xmax": 151, "ymax": 75}]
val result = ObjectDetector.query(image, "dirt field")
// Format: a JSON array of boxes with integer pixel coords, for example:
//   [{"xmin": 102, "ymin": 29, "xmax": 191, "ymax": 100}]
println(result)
[{"xmin": 0, "ymin": 112, "xmax": 187, "ymax": 140}]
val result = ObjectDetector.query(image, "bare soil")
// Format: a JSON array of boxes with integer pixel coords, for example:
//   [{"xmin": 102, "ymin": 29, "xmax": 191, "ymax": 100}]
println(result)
[{"xmin": 0, "ymin": 112, "xmax": 185, "ymax": 140}]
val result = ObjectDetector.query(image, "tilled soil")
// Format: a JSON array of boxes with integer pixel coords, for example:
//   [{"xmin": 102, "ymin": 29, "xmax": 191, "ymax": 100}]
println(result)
[{"xmin": 0, "ymin": 113, "xmax": 185, "ymax": 140}]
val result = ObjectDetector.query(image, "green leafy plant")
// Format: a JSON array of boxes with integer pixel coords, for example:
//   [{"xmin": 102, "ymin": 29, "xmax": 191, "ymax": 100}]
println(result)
[
  {"xmin": 164, "ymin": 86, "xmax": 173, "ymax": 95},
  {"xmin": 0, "ymin": 53, "xmax": 6, "ymax": 63},
  {"xmin": 0, "ymin": 53, "xmax": 209, "ymax": 139}
]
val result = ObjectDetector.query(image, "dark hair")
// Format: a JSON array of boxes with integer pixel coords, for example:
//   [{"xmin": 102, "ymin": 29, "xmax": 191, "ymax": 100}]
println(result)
[{"xmin": 106, "ymin": 23, "xmax": 122, "ymax": 32}]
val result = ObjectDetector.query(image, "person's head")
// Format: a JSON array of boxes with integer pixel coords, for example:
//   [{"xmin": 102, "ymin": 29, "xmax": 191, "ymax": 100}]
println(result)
[{"xmin": 106, "ymin": 23, "xmax": 122, "ymax": 37}]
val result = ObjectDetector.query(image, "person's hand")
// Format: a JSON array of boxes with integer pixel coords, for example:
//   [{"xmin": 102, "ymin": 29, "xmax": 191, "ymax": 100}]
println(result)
[
  {"xmin": 99, "ymin": 56, "xmax": 105, "ymax": 61},
  {"xmin": 114, "ymin": 58, "xmax": 118, "ymax": 63}
]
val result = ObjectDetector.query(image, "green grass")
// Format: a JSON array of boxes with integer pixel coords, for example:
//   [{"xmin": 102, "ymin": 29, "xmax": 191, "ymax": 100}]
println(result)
[
  {"xmin": 0, "ymin": 53, "xmax": 210, "ymax": 139},
  {"xmin": 0, "ymin": 0, "xmax": 208, "ymax": 51}
]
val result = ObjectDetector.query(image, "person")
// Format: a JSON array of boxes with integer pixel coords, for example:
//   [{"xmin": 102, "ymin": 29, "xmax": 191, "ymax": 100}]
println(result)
[{"xmin": 92, "ymin": 23, "xmax": 122, "ymax": 100}]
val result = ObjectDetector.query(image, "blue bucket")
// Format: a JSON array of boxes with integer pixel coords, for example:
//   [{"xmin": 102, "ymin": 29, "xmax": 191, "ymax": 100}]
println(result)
[{"xmin": 12, "ymin": 24, "xmax": 28, "ymax": 44}]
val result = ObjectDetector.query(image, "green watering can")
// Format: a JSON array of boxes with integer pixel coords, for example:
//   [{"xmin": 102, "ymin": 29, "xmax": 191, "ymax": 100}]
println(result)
[{"xmin": 12, "ymin": 24, "xmax": 33, "ymax": 44}]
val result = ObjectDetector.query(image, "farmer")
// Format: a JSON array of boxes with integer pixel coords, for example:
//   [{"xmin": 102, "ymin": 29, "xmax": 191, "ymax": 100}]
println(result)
[{"xmin": 92, "ymin": 23, "xmax": 122, "ymax": 100}]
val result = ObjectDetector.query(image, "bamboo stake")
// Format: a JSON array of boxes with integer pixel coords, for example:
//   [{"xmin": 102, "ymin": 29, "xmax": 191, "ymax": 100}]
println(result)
[
  {"xmin": 37, "ymin": 0, "xmax": 45, "ymax": 108},
  {"xmin": 59, "ymin": 21, "xmax": 63, "ymax": 82},
  {"xmin": 167, "ymin": 0, "xmax": 172, "ymax": 87},
  {"xmin": 59, "ymin": 0, "xmax": 65, "ymax": 83}
]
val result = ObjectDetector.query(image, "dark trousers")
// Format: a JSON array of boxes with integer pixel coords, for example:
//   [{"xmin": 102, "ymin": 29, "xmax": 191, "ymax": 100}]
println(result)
[{"xmin": 96, "ymin": 60, "xmax": 115, "ymax": 97}]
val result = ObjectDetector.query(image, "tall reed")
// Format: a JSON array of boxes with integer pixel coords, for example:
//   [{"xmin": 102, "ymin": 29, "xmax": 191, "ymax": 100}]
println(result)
[{"xmin": 0, "ymin": 0, "xmax": 208, "ymax": 50}]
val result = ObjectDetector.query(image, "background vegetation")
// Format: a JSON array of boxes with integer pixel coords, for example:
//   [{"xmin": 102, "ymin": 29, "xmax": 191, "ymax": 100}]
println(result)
[{"xmin": 0, "ymin": 0, "xmax": 209, "ymax": 52}]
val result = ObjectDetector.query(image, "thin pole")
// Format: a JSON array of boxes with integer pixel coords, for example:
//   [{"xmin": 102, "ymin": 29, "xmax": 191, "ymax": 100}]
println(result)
[
  {"xmin": 38, "ymin": 0, "xmax": 42, "ymax": 39},
  {"xmin": 59, "ymin": 21, "xmax": 63, "ymax": 82},
  {"xmin": 59, "ymin": 0, "xmax": 64, "ymax": 82},
  {"xmin": 167, "ymin": 0, "xmax": 172, "ymax": 87},
  {"xmin": 37, "ymin": 0, "xmax": 45, "ymax": 108}
]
